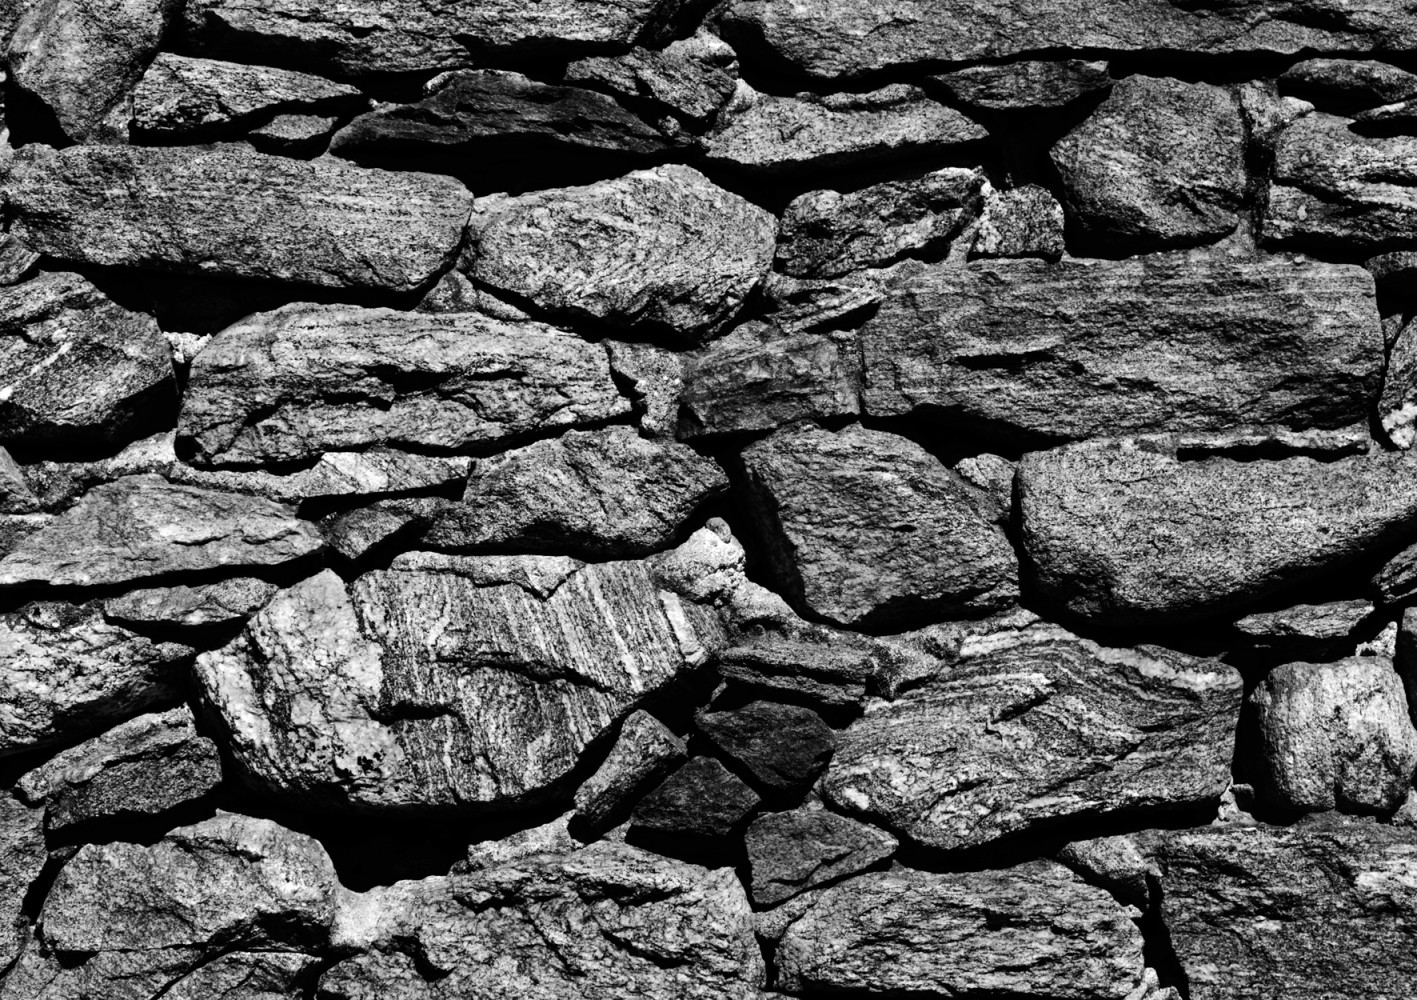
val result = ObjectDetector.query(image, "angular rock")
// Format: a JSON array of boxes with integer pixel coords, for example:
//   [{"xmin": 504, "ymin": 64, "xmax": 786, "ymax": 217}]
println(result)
[
  {"xmin": 8, "ymin": 0, "xmax": 177, "ymax": 143},
  {"xmin": 1264, "ymin": 112, "xmax": 1417, "ymax": 254},
  {"xmin": 1252, "ymin": 658, "xmax": 1417, "ymax": 813},
  {"xmin": 319, "ymin": 498, "xmax": 446, "ymax": 564},
  {"xmin": 1354, "ymin": 96, "xmax": 1417, "ymax": 126},
  {"xmin": 6, "ymin": 143, "xmax": 472, "ymax": 293},
  {"xmin": 178, "ymin": 304, "xmax": 628, "ymax": 467},
  {"xmin": 16, "ymin": 706, "xmax": 222, "ymax": 831},
  {"xmin": 745, "ymin": 804, "xmax": 896, "ymax": 905},
  {"xmin": 714, "ymin": 629, "xmax": 927, "ymax": 707},
  {"xmin": 759, "ymin": 264, "xmax": 901, "ymax": 336},
  {"xmin": 821, "ymin": 626, "xmax": 1242, "ymax": 851},
  {"xmin": 1376, "ymin": 538, "xmax": 1417, "ymax": 604},
  {"xmin": 1051, "ymin": 75, "xmax": 1245, "ymax": 251},
  {"xmin": 421, "ymin": 426, "xmax": 727, "ymax": 558},
  {"xmin": 574, "ymin": 709, "xmax": 686, "ymax": 834},
  {"xmin": 678, "ymin": 323, "xmax": 860, "ymax": 439},
  {"xmin": 0, "ymin": 602, "xmax": 191, "ymax": 756},
  {"xmin": 170, "ymin": 450, "xmax": 471, "ymax": 505},
  {"xmin": 0, "ymin": 795, "xmax": 45, "ymax": 971},
  {"xmin": 862, "ymin": 256, "xmax": 1382, "ymax": 444},
  {"xmin": 697, "ymin": 700, "xmax": 835, "ymax": 793},
  {"xmin": 0, "ymin": 235, "xmax": 40, "ymax": 287},
  {"xmin": 705, "ymin": 83, "xmax": 986, "ymax": 174},
  {"xmin": 723, "ymin": 0, "xmax": 1417, "ymax": 79},
  {"xmin": 463, "ymin": 164, "xmax": 776, "ymax": 340},
  {"xmin": 0, "ymin": 475, "xmax": 322, "ymax": 588},
  {"xmin": 248, "ymin": 112, "xmax": 338, "ymax": 155},
  {"xmin": 563, "ymin": 29, "xmax": 739, "ymax": 130},
  {"xmin": 329, "ymin": 69, "xmax": 676, "ymax": 166},
  {"xmin": 1056, "ymin": 833, "xmax": 1158, "ymax": 909},
  {"xmin": 1157, "ymin": 819, "xmax": 1417, "ymax": 1000},
  {"xmin": 0, "ymin": 271, "xmax": 174, "ymax": 448},
  {"xmin": 776, "ymin": 862, "xmax": 1145, "ymax": 996},
  {"xmin": 1382, "ymin": 315, "xmax": 1417, "ymax": 448},
  {"xmin": 775, "ymin": 168, "xmax": 983, "ymax": 279},
  {"xmin": 930, "ymin": 59, "xmax": 1111, "ymax": 111},
  {"xmin": 971, "ymin": 183, "xmax": 1065, "ymax": 259},
  {"xmin": 323, "ymin": 841, "xmax": 764, "ymax": 999},
  {"xmin": 606, "ymin": 340, "xmax": 684, "ymax": 438},
  {"xmin": 1021, "ymin": 445, "xmax": 1417, "ymax": 625},
  {"xmin": 740, "ymin": 423, "xmax": 1018, "ymax": 627},
  {"xmin": 0, "ymin": 448, "xmax": 38, "ymax": 514},
  {"xmin": 18, "ymin": 430, "xmax": 177, "ymax": 510},
  {"xmin": 632, "ymin": 756, "xmax": 761, "ymax": 837},
  {"xmin": 462, "ymin": 813, "xmax": 576, "ymax": 872},
  {"xmin": 1279, "ymin": 58, "xmax": 1417, "ymax": 109},
  {"xmin": 103, "ymin": 578, "xmax": 277, "ymax": 633},
  {"xmin": 196, "ymin": 544, "xmax": 713, "ymax": 810},
  {"xmin": 1234, "ymin": 599, "xmax": 1374, "ymax": 649}
]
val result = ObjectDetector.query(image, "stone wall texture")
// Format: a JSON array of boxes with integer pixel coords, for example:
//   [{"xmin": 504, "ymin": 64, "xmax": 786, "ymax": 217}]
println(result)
[{"xmin": 4, "ymin": 2, "xmax": 1417, "ymax": 998}]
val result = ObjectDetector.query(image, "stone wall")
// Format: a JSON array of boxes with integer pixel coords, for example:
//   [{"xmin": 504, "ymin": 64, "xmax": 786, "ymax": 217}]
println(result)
[{"xmin": 1, "ymin": 1, "xmax": 1417, "ymax": 998}]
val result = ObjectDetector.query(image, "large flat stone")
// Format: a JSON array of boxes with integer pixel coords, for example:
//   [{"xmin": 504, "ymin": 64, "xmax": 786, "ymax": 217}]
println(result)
[{"xmin": 6, "ymin": 144, "xmax": 471, "ymax": 293}]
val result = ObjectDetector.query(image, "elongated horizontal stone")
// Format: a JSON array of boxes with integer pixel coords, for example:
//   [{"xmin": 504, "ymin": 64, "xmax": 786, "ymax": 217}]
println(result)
[
  {"xmin": 930, "ymin": 59, "xmax": 1111, "ymax": 111},
  {"xmin": 563, "ymin": 29, "xmax": 739, "ymax": 130},
  {"xmin": 6, "ymin": 144, "xmax": 472, "ymax": 293},
  {"xmin": 178, "ymin": 304, "xmax": 628, "ymax": 467},
  {"xmin": 862, "ymin": 256, "xmax": 1381, "ymax": 444}
]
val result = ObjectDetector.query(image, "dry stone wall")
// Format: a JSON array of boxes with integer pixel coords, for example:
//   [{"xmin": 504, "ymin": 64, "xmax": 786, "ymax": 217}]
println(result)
[{"xmin": 5, "ymin": 1, "xmax": 1417, "ymax": 998}]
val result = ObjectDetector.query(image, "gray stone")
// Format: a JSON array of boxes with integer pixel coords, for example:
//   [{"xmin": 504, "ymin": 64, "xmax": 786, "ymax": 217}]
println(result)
[
  {"xmin": 1368, "ymin": 252, "xmax": 1417, "ymax": 297},
  {"xmin": 677, "ymin": 323, "xmax": 860, "ymax": 439},
  {"xmin": 745, "ymin": 804, "xmax": 896, "ymax": 905},
  {"xmin": 1238, "ymin": 79, "xmax": 1315, "ymax": 151},
  {"xmin": 1234, "ymin": 599, "xmax": 1374, "ymax": 648},
  {"xmin": 1354, "ymin": 97, "xmax": 1417, "ymax": 126},
  {"xmin": 775, "ymin": 862, "xmax": 1145, "ymax": 997},
  {"xmin": 1056, "ymin": 833, "xmax": 1158, "ymax": 909},
  {"xmin": 714, "ymin": 628, "xmax": 930, "ymax": 707},
  {"xmin": 574, "ymin": 709, "xmax": 685, "ymax": 834},
  {"xmin": 1382, "ymin": 314, "xmax": 1417, "ymax": 448},
  {"xmin": 169, "ymin": 450, "xmax": 471, "ymax": 504},
  {"xmin": 6, "ymin": 143, "xmax": 472, "ymax": 293},
  {"xmin": 247, "ymin": 112, "xmax": 338, "ymax": 155},
  {"xmin": 775, "ymin": 168, "xmax": 984, "ymax": 278},
  {"xmin": 563, "ymin": 29, "xmax": 739, "ymax": 130},
  {"xmin": 0, "ymin": 795, "xmax": 45, "ymax": 972},
  {"xmin": 8, "ymin": 0, "xmax": 178, "ymax": 143},
  {"xmin": 15, "ymin": 706, "xmax": 222, "ymax": 832},
  {"xmin": 705, "ymin": 82, "xmax": 987, "ymax": 175},
  {"xmin": 821, "ymin": 626, "xmax": 1242, "ymax": 851},
  {"xmin": 0, "ymin": 448, "xmax": 37, "ymax": 514},
  {"xmin": 722, "ymin": 0, "xmax": 1417, "ymax": 80},
  {"xmin": 605, "ymin": 340, "xmax": 684, "ymax": 438},
  {"xmin": 0, "ymin": 602, "xmax": 192, "ymax": 756},
  {"xmin": 461, "ymin": 813, "xmax": 577, "ymax": 872},
  {"xmin": 1264, "ymin": 112, "xmax": 1417, "ymax": 254},
  {"xmin": 632, "ymin": 756, "xmax": 761, "ymax": 837},
  {"xmin": 17, "ymin": 430, "xmax": 176, "ymax": 510},
  {"xmin": 1051, "ymin": 75, "xmax": 1245, "ymax": 251},
  {"xmin": 131, "ymin": 52, "xmax": 365, "ymax": 140},
  {"xmin": 421, "ymin": 426, "xmax": 727, "ymax": 559},
  {"xmin": 930, "ymin": 59, "xmax": 1111, "ymax": 111},
  {"xmin": 1021, "ymin": 444, "xmax": 1417, "ymax": 626},
  {"xmin": 0, "ymin": 475, "xmax": 322, "ymax": 588},
  {"xmin": 1157, "ymin": 819, "xmax": 1417, "ymax": 1000},
  {"xmin": 319, "ymin": 498, "xmax": 446, "ymax": 563},
  {"xmin": 697, "ymin": 700, "xmax": 835, "ymax": 793},
  {"xmin": 740, "ymin": 423, "xmax": 1018, "ymax": 627},
  {"xmin": 463, "ymin": 164, "xmax": 776, "ymax": 340},
  {"xmin": 759, "ymin": 263, "xmax": 903, "ymax": 337},
  {"xmin": 1376, "ymin": 540, "xmax": 1417, "ymax": 604},
  {"xmin": 0, "ymin": 235, "xmax": 40, "ymax": 286},
  {"xmin": 0, "ymin": 271, "xmax": 174, "ymax": 448},
  {"xmin": 862, "ymin": 256, "xmax": 1381, "ymax": 445},
  {"xmin": 971, "ymin": 183, "xmax": 1066, "ymax": 259},
  {"xmin": 329, "ymin": 69, "xmax": 677, "ymax": 165},
  {"xmin": 1280, "ymin": 58, "xmax": 1417, "ymax": 108},
  {"xmin": 952, "ymin": 452, "xmax": 1016, "ymax": 521},
  {"xmin": 1252, "ymin": 658, "xmax": 1417, "ymax": 813},
  {"xmin": 178, "ymin": 304, "xmax": 628, "ymax": 467}
]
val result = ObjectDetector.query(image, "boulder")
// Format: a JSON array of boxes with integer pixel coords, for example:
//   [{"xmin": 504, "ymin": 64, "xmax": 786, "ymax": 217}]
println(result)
[
  {"xmin": 971, "ymin": 184, "xmax": 1066, "ymax": 259},
  {"xmin": 178, "ymin": 304, "xmax": 628, "ymax": 467},
  {"xmin": 563, "ymin": 29, "xmax": 739, "ymax": 131},
  {"xmin": 631, "ymin": 756, "xmax": 762, "ymax": 837},
  {"xmin": 861, "ymin": 256, "xmax": 1381, "ymax": 445},
  {"xmin": 930, "ymin": 59, "xmax": 1111, "ymax": 111},
  {"xmin": 0, "ymin": 795, "xmax": 45, "ymax": 971},
  {"xmin": 745, "ymin": 804, "xmax": 896, "ymax": 904},
  {"xmin": 573, "ymin": 710, "xmax": 685, "ymax": 834},
  {"xmin": 6, "ymin": 143, "xmax": 472, "ymax": 293},
  {"xmin": 1020, "ymin": 444, "xmax": 1417, "ymax": 625},
  {"xmin": 821, "ymin": 626, "xmax": 1242, "ymax": 851},
  {"xmin": 463, "ymin": 164, "xmax": 776, "ymax": 340},
  {"xmin": 740, "ymin": 423, "xmax": 1018, "ymax": 627},
  {"xmin": 696, "ymin": 700, "xmax": 835, "ymax": 793}
]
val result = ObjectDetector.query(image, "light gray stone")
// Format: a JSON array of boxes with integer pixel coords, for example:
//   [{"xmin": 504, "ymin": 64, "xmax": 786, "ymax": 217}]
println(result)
[
  {"xmin": 930, "ymin": 59, "xmax": 1111, "ymax": 111},
  {"xmin": 971, "ymin": 184, "xmax": 1065, "ymax": 259}
]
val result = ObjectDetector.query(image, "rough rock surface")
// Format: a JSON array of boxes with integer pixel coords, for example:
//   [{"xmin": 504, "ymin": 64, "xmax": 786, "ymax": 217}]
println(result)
[
  {"xmin": 1280, "ymin": 58, "xmax": 1417, "ymax": 108},
  {"xmin": 16, "ymin": 706, "xmax": 221, "ymax": 831},
  {"xmin": 463, "ymin": 164, "xmax": 776, "ymax": 340},
  {"xmin": 697, "ymin": 700, "xmax": 835, "ymax": 793},
  {"xmin": 862, "ymin": 256, "xmax": 1380, "ymax": 444},
  {"xmin": 0, "ymin": 795, "xmax": 45, "ymax": 971},
  {"xmin": 972, "ymin": 184, "xmax": 1065, "ymax": 259},
  {"xmin": 6, "ymin": 143, "xmax": 472, "ymax": 293},
  {"xmin": 821, "ymin": 626, "xmax": 1242, "ymax": 850},
  {"xmin": 171, "ymin": 450, "xmax": 472, "ymax": 505},
  {"xmin": 0, "ymin": 475, "xmax": 321, "ymax": 587},
  {"xmin": 714, "ymin": 629, "xmax": 921, "ymax": 706},
  {"xmin": 422, "ymin": 426, "xmax": 727, "ymax": 558},
  {"xmin": 775, "ymin": 862, "xmax": 1145, "ymax": 996},
  {"xmin": 740, "ymin": 422, "xmax": 1018, "ymax": 627},
  {"xmin": 632, "ymin": 756, "xmax": 762, "ymax": 837},
  {"xmin": 746, "ymin": 804, "xmax": 896, "ymax": 904},
  {"xmin": 563, "ymin": 29, "xmax": 739, "ymax": 130},
  {"xmin": 1251, "ymin": 658, "xmax": 1417, "ymax": 813},
  {"xmin": 1382, "ymin": 315, "xmax": 1417, "ymax": 448},
  {"xmin": 178, "ymin": 304, "xmax": 628, "ymax": 467},
  {"xmin": 606, "ymin": 340, "xmax": 685, "ymax": 438},
  {"xmin": 930, "ymin": 59, "xmax": 1111, "ymax": 111},
  {"xmin": 1234, "ymin": 599, "xmax": 1373, "ymax": 649},
  {"xmin": 1020, "ymin": 445, "xmax": 1417, "ymax": 625},
  {"xmin": 1051, "ymin": 75, "xmax": 1245, "ymax": 250},
  {"xmin": 574, "ymin": 710, "xmax": 685, "ymax": 834}
]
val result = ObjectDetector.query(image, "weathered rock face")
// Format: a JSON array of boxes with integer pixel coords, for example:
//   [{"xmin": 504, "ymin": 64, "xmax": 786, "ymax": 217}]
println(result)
[
  {"xmin": 632, "ymin": 755, "xmax": 762, "ymax": 837},
  {"xmin": 930, "ymin": 59, "xmax": 1111, "ymax": 111},
  {"xmin": 178, "ymin": 304, "xmax": 628, "ymax": 467},
  {"xmin": 861, "ymin": 256, "xmax": 1380, "ymax": 444},
  {"xmin": 972, "ymin": 184, "xmax": 1066, "ymax": 259},
  {"xmin": 1382, "ymin": 313, "xmax": 1417, "ymax": 448},
  {"xmin": 1234, "ymin": 599, "xmax": 1373, "ymax": 652},
  {"xmin": 563, "ymin": 29, "xmax": 739, "ymax": 130},
  {"xmin": 1020, "ymin": 445, "xmax": 1417, "ymax": 625},
  {"xmin": 820, "ymin": 626, "xmax": 1241, "ymax": 851},
  {"xmin": 746, "ymin": 804, "xmax": 896, "ymax": 905},
  {"xmin": 1157, "ymin": 820, "xmax": 1417, "ymax": 1000},
  {"xmin": 463, "ymin": 165, "xmax": 776, "ymax": 340},
  {"xmin": 1279, "ymin": 58, "xmax": 1417, "ymax": 108},
  {"xmin": 573, "ymin": 710, "xmax": 685, "ymax": 834},
  {"xmin": 1251, "ymin": 658, "xmax": 1417, "ymax": 813},
  {"xmin": 170, "ymin": 450, "xmax": 471, "ymax": 505},
  {"xmin": 741, "ymin": 422, "xmax": 1018, "ymax": 627},
  {"xmin": 775, "ymin": 862, "xmax": 1145, "ymax": 997},
  {"xmin": 422, "ymin": 426, "xmax": 727, "ymax": 558},
  {"xmin": 0, "ymin": 795, "xmax": 45, "ymax": 971},
  {"xmin": 697, "ymin": 700, "xmax": 835, "ymax": 793},
  {"xmin": 6, "ymin": 143, "xmax": 472, "ymax": 293},
  {"xmin": 0, "ymin": 271, "xmax": 175, "ymax": 448},
  {"xmin": 1051, "ymin": 75, "xmax": 1245, "ymax": 250}
]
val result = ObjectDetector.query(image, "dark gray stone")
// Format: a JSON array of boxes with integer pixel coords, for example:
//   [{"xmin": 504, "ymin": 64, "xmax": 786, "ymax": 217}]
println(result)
[
  {"xmin": 632, "ymin": 756, "xmax": 762, "ymax": 837},
  {"xmin": 697, "ymin": 700, "xmax": 835, "ymax": 794},
  {"xmin": 573, "ymin": 710, "xmax": 685, "ymax": 834},
  {"xmin": 745, "ymin": 804, "xmax": 896, "ymax": 905},
  {"xmin": 1280, "ymin": 58, "xmax": 1417, "ymax": 109},
  {"xmin": 0, "ymin": 795, "xmax": 45, "ymax": 972},
  {"xmin": 563, "ymin": 29, "xmax": 739, "ymax": 131}
]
